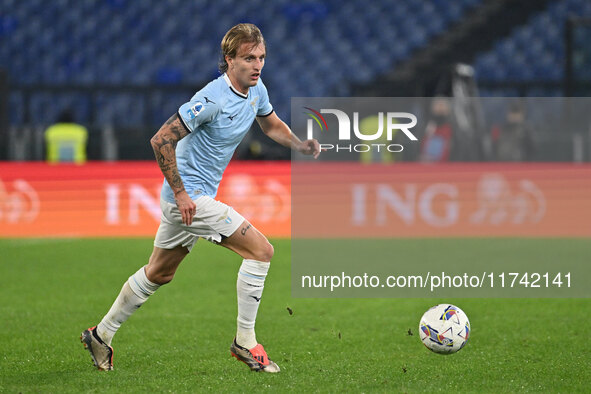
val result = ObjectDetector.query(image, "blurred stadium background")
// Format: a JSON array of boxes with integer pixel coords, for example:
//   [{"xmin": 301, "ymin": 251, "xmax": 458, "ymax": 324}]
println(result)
[{"xmin": 0, "ymin": 0, "xmax": 590, "ymax": 162}]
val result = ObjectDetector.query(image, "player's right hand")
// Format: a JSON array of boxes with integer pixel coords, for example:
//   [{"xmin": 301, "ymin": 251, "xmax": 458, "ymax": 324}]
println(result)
[
  {"xmin": 299, "ymin": 139, "xmax": 322, "ymax": 159},
  {"xmin": 175, "ymin": 190, "xmax": 196, "ymax": 226}
]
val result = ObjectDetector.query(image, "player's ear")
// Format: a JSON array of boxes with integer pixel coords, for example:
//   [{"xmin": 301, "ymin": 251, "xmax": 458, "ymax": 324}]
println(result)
[{"xmin": 226, "ymin": 55, "xmax": 234, "ymax": 69}]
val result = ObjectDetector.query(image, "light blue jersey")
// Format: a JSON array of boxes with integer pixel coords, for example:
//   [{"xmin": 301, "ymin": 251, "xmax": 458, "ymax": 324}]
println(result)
[{"xmin": 161, "ymin": 73, "xmax": 273, "ymax": 202}]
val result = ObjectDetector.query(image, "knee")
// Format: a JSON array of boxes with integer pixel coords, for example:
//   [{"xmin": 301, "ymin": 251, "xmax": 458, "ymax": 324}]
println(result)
[
  {"xmin": 254, "ymin": 240, "xmax": 274, "ymax": 262},
  {"xmin": 151, "ymin": 272, "xmax": 175, "ymax": 285},
  {"xmin": 145, "ymin": 267, "xmax": 175, "ymax": 285},
  {"xmin": 145, "ymin": 246, "xmax": 187, "ymax": 285},
  {"xmin": 145, "ymin": 256, "xmax": 176, "ymax": 285}
]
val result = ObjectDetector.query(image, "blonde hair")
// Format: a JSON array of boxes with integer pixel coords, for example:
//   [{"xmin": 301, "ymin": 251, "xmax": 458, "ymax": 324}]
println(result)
[{"xmin": 219, "ymin": 23, "xmax": 266, "ymax": 73}]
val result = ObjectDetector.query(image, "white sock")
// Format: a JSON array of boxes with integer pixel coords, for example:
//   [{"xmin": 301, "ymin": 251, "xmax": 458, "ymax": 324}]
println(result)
[
  {"xmin": 236, "ymin": 259, "xmax": 270, "ymax": 349},
  {"xmin": 96, "ymin": 266, "xmax": 160, "ymax": 345}
]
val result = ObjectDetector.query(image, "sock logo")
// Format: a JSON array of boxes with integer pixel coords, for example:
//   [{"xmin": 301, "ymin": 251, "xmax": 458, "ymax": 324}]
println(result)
[{"xmin": 250, "ymin": 295, "xmax": 261, "ymax": 302}]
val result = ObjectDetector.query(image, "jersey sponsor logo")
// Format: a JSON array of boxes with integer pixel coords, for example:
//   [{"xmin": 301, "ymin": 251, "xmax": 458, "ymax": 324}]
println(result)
[
  {"xmin": 186, "ymin": 102, "xmax": 204, "ymax": 120},
  {"xmin": 204, "ymin": 96, "xmax": 215, "ymax": 104},
  {"xmin": 228, "ymin": 114, "xmax": 237, "ymax": 121}
]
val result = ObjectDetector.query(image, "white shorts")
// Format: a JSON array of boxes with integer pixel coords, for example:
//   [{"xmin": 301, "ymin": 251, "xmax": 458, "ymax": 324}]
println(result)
[{"xmin": 154, "ymin": 195, "xmax": 245, "ymax": 251}]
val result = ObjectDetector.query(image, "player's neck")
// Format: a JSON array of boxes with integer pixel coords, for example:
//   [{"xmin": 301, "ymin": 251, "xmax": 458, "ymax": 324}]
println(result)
[{"xmin": 225, "ymin": 73, "xmax": 249, "ymax": 95}]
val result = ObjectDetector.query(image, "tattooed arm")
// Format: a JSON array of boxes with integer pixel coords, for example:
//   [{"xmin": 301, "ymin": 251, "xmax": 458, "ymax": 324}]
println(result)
[{"xmin": 150, "ymin": 113, "xmax": 195, "ymax": 225}]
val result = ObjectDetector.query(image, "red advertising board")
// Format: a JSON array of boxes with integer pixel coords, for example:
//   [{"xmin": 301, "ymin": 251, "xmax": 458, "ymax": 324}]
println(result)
[
  {"xmin": 292, "ymin": 163, "xmax": 591, "ymax": 238},
  {"xmin": 0, "ymin": 161, "xmax": 291, "ymax": 237},
  {"xmin": 1, "ymin": 162, "xmax": 590, "ymax": 238}
]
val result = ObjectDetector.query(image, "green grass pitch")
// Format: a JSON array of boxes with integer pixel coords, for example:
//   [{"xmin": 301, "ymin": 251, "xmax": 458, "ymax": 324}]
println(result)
[{"xmin": 1, "ymin": 238, "xmax": 589, "ymax": 392}]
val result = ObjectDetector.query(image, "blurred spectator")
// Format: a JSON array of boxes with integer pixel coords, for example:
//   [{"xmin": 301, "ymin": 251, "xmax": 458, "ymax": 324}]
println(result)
[
  {"xmin": 242, "ymin": 140, "xmax": 267, "ymax": 160},
  {"xmin": 419, "ymin": 97, "xmax": 454, "ymax": 162},
  {"xmin": 490, "ymin": 102, "xmax": 535, "ymax": 161},
  {"xmin": 44, "ymin": 109, "xmax": 88, "ymax": 164}
]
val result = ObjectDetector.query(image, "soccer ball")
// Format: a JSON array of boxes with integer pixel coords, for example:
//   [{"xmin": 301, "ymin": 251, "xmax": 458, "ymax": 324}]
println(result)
[{"xmin": 419, "ymin": 304, "xmax": 470, "ymax": 354}]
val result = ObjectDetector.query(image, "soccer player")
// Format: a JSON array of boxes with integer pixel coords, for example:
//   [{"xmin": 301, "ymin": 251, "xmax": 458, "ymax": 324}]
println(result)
[{"xmin": 81, "ymin": 23, "xmax": 320, "ymax": 373}]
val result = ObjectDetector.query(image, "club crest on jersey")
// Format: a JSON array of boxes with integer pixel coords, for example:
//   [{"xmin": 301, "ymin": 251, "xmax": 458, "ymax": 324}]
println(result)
[
  {"xmin": 186, "ymin": 102, "xmax": 204, "ymax": 120},
  {"xmin": 251, "ymin": 97, "xmax": 258, "ymax": 114}
]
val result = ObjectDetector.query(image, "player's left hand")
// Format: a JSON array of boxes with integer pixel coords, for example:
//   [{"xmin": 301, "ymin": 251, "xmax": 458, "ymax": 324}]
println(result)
[{"xmin": 298, "ymin": 139, "xmax": 323, "ymax": 159}]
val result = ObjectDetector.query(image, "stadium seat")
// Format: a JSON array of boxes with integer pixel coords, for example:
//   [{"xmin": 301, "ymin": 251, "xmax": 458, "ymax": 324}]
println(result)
[
  {"xmin": 1, "ymin": 0, "xmax": 483, "ymax": 125},
  {"xmin": 475, "ymin": 0, "xmax": 591, "ymax": 85}
]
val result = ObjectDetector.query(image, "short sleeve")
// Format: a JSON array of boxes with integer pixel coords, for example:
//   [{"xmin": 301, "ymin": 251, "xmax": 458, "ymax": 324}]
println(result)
[
  {"xmin": 256, "ymin": 79, "xmax": 273, "ymax": 117},
  {"xmin": 178, "ymin": 91, "xmax": 221, "ymax": 132}
]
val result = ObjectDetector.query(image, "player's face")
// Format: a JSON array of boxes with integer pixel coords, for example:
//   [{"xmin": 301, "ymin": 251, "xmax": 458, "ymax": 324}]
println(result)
[{"xmin": 227, "ymin": 42, "xmax": 266, "ymax": 94}]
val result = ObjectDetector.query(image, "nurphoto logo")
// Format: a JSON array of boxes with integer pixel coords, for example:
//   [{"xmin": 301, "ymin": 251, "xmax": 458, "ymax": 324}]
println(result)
[{"xmin": 304, "ymin": 107, "xmax": 418, "ymax": 153}]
